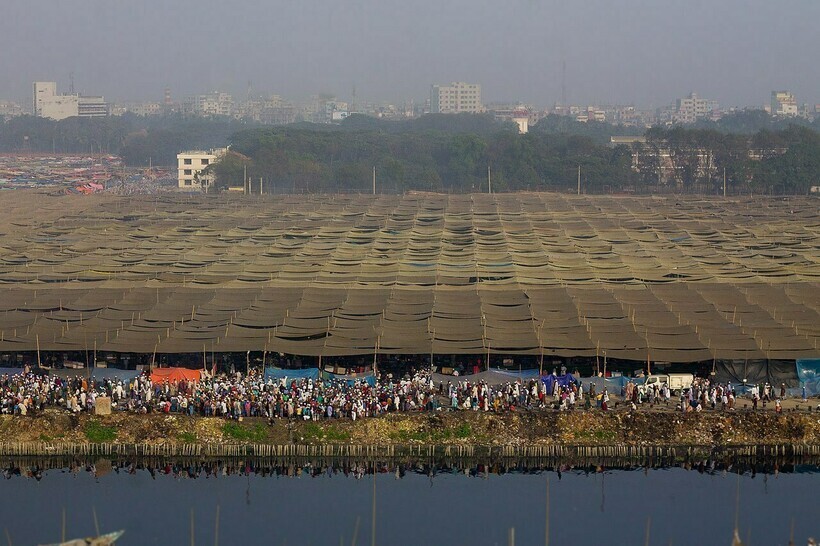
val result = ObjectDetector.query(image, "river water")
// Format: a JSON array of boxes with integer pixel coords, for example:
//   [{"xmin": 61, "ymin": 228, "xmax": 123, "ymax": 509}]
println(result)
[{"xmin": 1, "ymin": 458, "xmax": 817, "ymax": 546}]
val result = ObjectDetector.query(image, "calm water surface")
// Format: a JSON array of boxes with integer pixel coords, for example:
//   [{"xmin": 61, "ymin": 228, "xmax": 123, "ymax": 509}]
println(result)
[{"xmin": 0, "ymin": 460, "xmax": 817, "ymax": 546}]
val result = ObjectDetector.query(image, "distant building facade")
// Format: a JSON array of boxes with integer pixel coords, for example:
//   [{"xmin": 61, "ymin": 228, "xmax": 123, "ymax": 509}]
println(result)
[
  {"xmin": 33, "ymin": 81, "xmax": 108, "ymax": 120},
  {"xmin": 182, "ymin": 92, "xmax": 234, "ymax": 117},
  {"xmin": 430, "ymin": 82, "xmax": 482, "ymax": 114},
  {"xmin": 177, "ymin": 148, "xmax": 228, "ymax": 191},
  {"xmin": 673, "ymin": 93, "xmax": 717, "ymax": 124},
  {"xmin": 0, "ymin": 100, "xmax": 24, "ymax": 120},
  {"xmin": 771, "ymin": 91, "xmax": 798, "ymax": 117}
]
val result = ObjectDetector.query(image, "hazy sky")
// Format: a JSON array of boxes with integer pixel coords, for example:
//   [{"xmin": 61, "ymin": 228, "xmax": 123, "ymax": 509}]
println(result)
[{"xmin": 2, "ymin": 0, "xmax": 818, "ymax": 109}]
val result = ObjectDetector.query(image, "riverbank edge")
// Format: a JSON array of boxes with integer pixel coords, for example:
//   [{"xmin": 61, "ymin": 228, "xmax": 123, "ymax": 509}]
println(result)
[
  {"xmin": 2, "ymin": 441, "xmax": 820, "ymax": 461},
  {"xmin": 2, "ymin": 410, "xmax": 820, "ymax": 457}
]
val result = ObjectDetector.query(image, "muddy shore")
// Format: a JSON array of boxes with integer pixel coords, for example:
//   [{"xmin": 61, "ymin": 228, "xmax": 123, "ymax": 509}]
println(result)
[{"xmin": 2, "ymin": 408, "xmax": 819, "ymax": 450}]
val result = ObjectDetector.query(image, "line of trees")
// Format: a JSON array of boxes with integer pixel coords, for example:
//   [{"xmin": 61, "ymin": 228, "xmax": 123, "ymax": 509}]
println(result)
[
  {"xmin": 211, "ymin": 116, "xmax": 820, "ymax": 195},
  {"xmin": 1, "ymin": 111, "xmax": 818, "ymax": 194}
]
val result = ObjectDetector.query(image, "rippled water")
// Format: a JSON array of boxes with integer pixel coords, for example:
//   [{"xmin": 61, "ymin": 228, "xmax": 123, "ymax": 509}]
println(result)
[{"xmin": 1, "ymin": 458, "xmax": 817, "ymax": 546}]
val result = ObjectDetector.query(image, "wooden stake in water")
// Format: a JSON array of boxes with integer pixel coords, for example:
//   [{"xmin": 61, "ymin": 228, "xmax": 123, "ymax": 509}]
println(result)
[
  {"xmin": 214, "ymin": 505, "xmax": 220, "ymax": 546},
  {"xmin": 92, "ymin": 507, "xmax": 100, "ymax": 536},
  {"xmin": 371, "ymin": 469, "xmax": 377, "ymax": 546},
  {"xmin": 545, "ymin": 478, "xmax": 550, "ymax": 546},
  {"xmin": 644, "ymin": 516, "xmax": 651, "ymax": 546},
  {"xmin": 351, "ymin": 516, "xmax": 360, "ymax": 546}
]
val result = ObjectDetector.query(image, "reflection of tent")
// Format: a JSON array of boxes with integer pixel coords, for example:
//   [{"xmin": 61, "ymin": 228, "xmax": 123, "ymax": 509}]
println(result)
[{"xmin": 150, "ymin": 367, "xmax": 201, "ymax": 384}]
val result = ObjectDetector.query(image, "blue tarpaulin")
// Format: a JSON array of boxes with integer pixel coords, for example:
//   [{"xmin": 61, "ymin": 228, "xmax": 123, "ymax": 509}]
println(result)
[
  {"xmin": 542, "ymin": 373, "xmax": 578, "ymax": 394},
  {"xmin": 796, "ymin": 359, "xmax": 820, "ymax": 397},
  {"xmin": 264, "ymin": 367, "xmax": 320, "ymax": 382},
  {"xmin": 321, "ymin": 371, "xmax": 376, "ymax": 386},
  {"xmin": 581, "ymin": 375, "xmax": 630, "ymax": 395}
]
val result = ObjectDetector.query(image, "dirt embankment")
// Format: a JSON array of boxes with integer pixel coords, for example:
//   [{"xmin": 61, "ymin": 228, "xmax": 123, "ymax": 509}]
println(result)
[{"xmin": 1, "ymin": 410, "xmax": 819, "ymax": 448}]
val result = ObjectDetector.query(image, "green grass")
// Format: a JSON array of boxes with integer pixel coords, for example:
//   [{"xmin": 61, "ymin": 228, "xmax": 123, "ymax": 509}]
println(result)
[
  {"xmin": 178, "ymin": 431, "xmax": 197, "ymax": 443},
  {"xmin": 84, "ymin": 420, "xmax": 117, "ymax": 443},
  {"xmin": 573, "ymin": 428, "xmax": 618, "ymax": 442},
  {"xmin": 302, "ymin": 423, "xmax": 351, "ymax": 442},
  {"xmin": 222, "ymin": 421, "xmax": 268, "ymax": 442},
  {"xmin": 455, "ymin": 423, "xmax": 472, "ymax": 439}
]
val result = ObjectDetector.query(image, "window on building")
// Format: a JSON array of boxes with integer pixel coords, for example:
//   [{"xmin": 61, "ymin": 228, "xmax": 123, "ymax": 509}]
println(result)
[
  {"xmin": 184, "ymin": 180, "xmax": 192, "ymax": 186},
  {"xmin": 184, "ymin": 158, "xmax": 192, "ymax": 165},
  {"xmin": 184, "ymin": 169, "xmax": 192, "ymax": 175},
  {"xmin": 201, "ymin": 159, "xmax": 209, "ymax": 165}
]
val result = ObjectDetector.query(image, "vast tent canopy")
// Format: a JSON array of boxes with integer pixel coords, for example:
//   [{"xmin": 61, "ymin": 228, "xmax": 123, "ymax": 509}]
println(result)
[{"xmin": 0, "ymin": 190, "xmax": 817, "ymax": 362}]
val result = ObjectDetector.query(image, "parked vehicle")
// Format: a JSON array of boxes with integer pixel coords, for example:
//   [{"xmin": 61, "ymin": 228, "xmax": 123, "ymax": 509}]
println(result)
[{"xmin": 638, "ymin": 373, "xmax": 694, "ymax": 396}]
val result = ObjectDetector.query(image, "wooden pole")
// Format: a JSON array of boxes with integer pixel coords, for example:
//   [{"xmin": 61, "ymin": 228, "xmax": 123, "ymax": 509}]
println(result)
[
  {"xmin": 577, "ymin": 165, "xmax": 581, "ymax": 195},
  {"xmin": 372, "ymin": 166, "xmax": 376, "ymax": 195},
  {"xmin": 488, "ymin": 164, "xmax": 492, "ymax": 194},
  {"xmin": 36, "ymin": 334, "xmax": 41, "ymax": 368},
  {"xmin": 545, "ymin": 478, "xmax": 550, "ymax": 546},
  {"xmin": 371, "ymin": 469, "xmax": 377, "ymax": 546},
  {"xmin": 214, "ymin": 504, "xmax": 220, "ymax": 546}
]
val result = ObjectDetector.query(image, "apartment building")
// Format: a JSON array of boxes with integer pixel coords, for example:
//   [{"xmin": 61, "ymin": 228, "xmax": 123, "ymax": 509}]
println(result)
[
  {"xmin": 430, "ymin": 82, "xmax": 482, "ymax": 114},
  {"xmin": 177, "ymin": 148, "xmax": 228, "ymax": 190}
]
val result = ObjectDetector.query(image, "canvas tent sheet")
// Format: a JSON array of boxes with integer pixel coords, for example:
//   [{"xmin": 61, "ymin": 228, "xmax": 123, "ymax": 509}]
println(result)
[
  {"xmin": 0, "ymin": 191, "xmax": 817, "ymax": 361},
  {"xmin": 264, "ymin": 367, "xmax": 320, "ymax": 381},
  {"xmin": 150, "ymin": 367, "xmax": 201, "ymax": 384},
  {"xmin": 432, "ymin": 368, "xmax": 540, "ymax": 386},
  {"xmin": 714, "ymin": 359, "xmax": 800, "ymax": 388}
]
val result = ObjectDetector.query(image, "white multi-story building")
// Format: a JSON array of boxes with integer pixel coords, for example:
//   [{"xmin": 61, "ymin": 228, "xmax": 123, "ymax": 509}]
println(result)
[
  {"xmin": 33, "ymin": 81, "xmax": 108, "ymax": 120},
  {"xmin": 771, "ymin": 91, "xmax": 798, "ymax": 117},
  {"xmin": 177, "ymin": 148, "xmax": 228, "ymax": 191},
  {"xmin": 430, "ymin": 82, "xmax": 482, "ymax": 114},
  {"xmin": 673, "ymin": 93, "xmax": 717, "ymax": 124}
]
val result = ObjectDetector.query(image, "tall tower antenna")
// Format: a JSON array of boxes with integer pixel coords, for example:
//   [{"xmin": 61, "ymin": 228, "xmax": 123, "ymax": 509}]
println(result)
[
  {"xmin": 561, "ymin": 61, "xmax": 566, "ymax": 111},
  {"xmin": 69, "ymin": 72, "xmax": 75, "ymax": 95}
]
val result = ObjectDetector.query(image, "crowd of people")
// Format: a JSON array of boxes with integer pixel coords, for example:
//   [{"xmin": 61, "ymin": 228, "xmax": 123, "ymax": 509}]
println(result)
[{"xmin": 0, "ymin": 367, "xmax": 815, "ymax": 419}]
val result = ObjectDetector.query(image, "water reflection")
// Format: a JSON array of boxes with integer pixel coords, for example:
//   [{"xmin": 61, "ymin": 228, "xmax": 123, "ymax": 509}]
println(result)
[
  {"xmin": 1, "ymin": 455, "xmax": 818, "ymax": 546},
  {"xmin": 4, "ymin": 454, "xmax": 819, "ymax": 482}
]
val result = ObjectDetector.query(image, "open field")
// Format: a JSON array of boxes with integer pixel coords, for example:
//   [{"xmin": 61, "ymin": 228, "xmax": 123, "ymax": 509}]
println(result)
[{"xmin": 0, "ymin": 190, "xmax": 817, "ymax": 361}]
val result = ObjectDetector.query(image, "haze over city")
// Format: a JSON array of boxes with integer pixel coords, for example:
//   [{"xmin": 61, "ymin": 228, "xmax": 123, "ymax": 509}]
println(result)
[{"xmin": 2, "ymin": 0, "xmax": 819, "ymax": 108}]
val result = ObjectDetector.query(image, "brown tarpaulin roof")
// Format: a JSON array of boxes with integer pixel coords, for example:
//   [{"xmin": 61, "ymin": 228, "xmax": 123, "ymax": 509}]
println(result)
[{"xmin": 0, "ymin": 190, "xmax": 817, "ymax": 360}]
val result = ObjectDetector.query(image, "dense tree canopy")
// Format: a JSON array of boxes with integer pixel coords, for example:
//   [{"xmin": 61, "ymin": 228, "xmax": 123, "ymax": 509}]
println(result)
[{"xmin": 1, "ymin": 113, "xmax": 817, "ymax": 194}]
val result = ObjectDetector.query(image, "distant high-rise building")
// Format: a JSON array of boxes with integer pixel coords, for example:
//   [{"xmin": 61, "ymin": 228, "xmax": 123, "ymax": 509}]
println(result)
[
  {"xmin": 33, "ymin": 81, "xmax": 108, "ymax": 120},
  {"xmin": 771, "ymin": 91, "xmax": 798, "ymax": 117},
  {"xmin": 430, "ymin": 82, "xmax": 482, "ymax": 114}
]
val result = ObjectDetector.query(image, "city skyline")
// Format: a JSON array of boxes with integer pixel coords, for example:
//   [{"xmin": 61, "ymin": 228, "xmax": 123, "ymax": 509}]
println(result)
[{"xmin": 1, "ymin": 0, "xmax": 818, "ymax": 109}]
